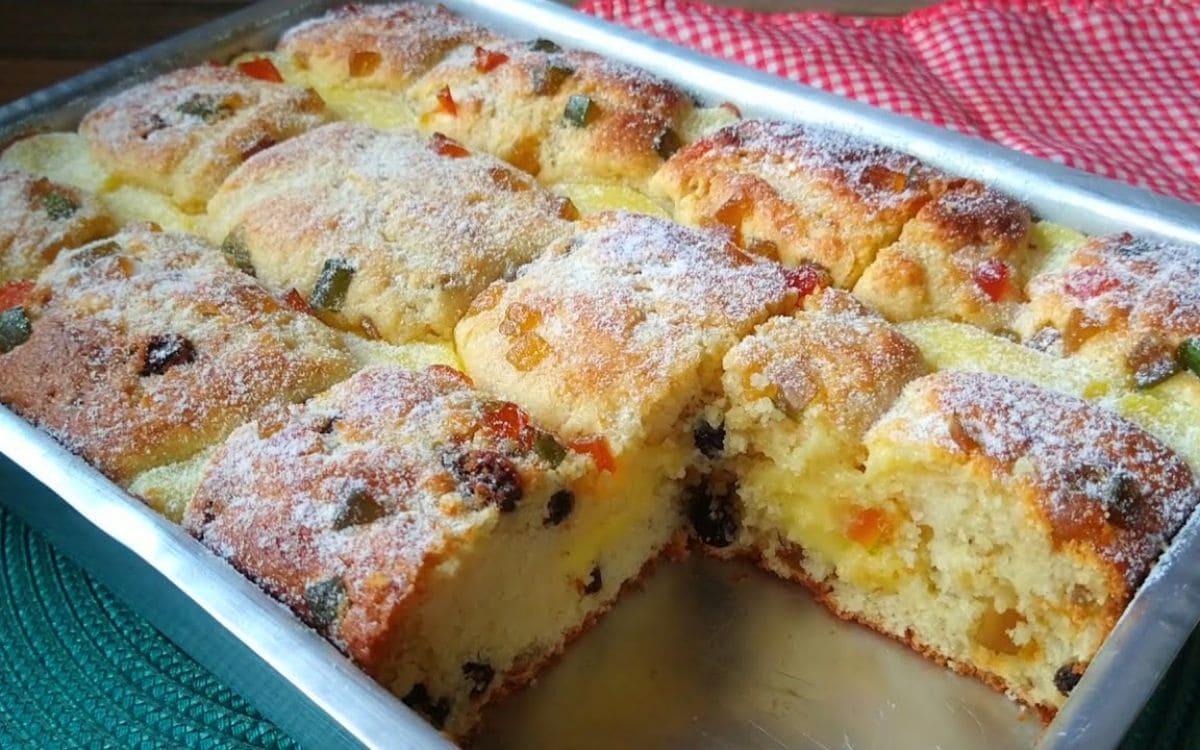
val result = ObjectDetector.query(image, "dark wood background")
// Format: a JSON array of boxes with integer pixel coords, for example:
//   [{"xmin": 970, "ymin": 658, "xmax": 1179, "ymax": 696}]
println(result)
[{"xmin": 0, "ymin": 0, "xmax": 931, "ymax": 107}]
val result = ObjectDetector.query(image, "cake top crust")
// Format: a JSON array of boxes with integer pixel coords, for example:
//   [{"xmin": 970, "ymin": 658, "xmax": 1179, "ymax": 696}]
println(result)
[
  {"xmin": 880, "ymin": 371, "xmax": 1200, "ymax": 590},
  {"xmin": 0, "ymin": 166, "xmax": 115, "ymax": 281}
]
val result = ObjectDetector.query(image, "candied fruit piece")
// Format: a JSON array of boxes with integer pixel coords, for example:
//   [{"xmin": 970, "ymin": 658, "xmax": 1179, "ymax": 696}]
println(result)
[
  {"xmin": 435, "ymin": 85, "xmax": 457, "ymax": 116},
  {"xmin": 140, "ymin": 334, "xmax": 195, "ymax": 376},
  {"xmin": 332, "ymin": 488, "xmax": 387, "ymax": 530},
  {"xmin": 568, "ymin": 435, "xmax": 615, "ymax": 473},
  {"xmin": 430, "ymin": 132, "xmax": 470, "ymax": 158},
  {"xmin": 506, "ymin": 331, "xmax": 550, "ymax": 370},
  {"xmin": 304, "ymin": 576, "xmax": 345, "ymax": 629},
  {"xmin": 0, "ymin": 280, "xmax": 34, "ymax": 313},
  {"xmin": 846, "ymin": 507, "xmax": 892, "ymax": 548},
  {"xmin": 973, "ymin": 259, "xmax": 1011, "ymax": 302},
  {"xmin": 474, "ymin": 46, "xmax": 509, "ymax": 73},
  {"xmin": 348, "ymin": 50, "xmax": 381, "ymax": 78},
  {"xmin": 499, "ymin": 301, "xmax": 542, "ymax": 337},
  {"xmin": 445, "ymin": 449, "xmax": 523, "ymax": 512},
  {"xmin": 237, "ymin": 57, "xmax": 283, "ymax": 83}
]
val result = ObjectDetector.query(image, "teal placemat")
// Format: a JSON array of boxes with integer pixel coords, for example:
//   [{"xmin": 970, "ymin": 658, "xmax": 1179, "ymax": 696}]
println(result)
[{"xmin": 1, "ymin": 501, "xmax": 1198, "ymax": 748}]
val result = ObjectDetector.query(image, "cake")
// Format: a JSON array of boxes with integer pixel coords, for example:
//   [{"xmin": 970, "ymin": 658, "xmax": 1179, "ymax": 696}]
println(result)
[
  {"xmin": 79, "ymin": 65, "xmax": 329, "ymax": 211},
  {"xmin": 183, "ymin": 364, "xmax": 678, "ymax": 737},
  {"xmin": 204, "ymin": 122, "xmax": 574, "ymax": 344},
  {"xmin": 0, "ymin": 166, "xmax": 115, "ymax": 281},
  {"xmin": 0, "ymin": 1, "xmax": 1198, "ymax": 742},
  {"xmin": 0, "ymin": 225, "xmax": 352, "ymax": 482}
]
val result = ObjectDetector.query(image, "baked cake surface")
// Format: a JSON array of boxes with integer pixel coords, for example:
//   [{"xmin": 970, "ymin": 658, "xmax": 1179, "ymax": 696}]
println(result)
[
  {"xmin": 185, "ymin": 364, "xmax": 679, "ymax": 736},
  {"xmin": 0, "ymin": 226, "xmax": 353, "ymax": 481},
  {"xmin": 455, "ymin": 210, "xmax": 801, "ymax": 451},
  {"xmin": 79, "ymin": 65, "xmax": 329, "ymax": 211},
  {"xmin": 0, "ymin": 166, "xmax": 115, "ymax": 281},
  {"xmin": 205, "ymin": 122, "xmax": 574, "ymax": 344}
]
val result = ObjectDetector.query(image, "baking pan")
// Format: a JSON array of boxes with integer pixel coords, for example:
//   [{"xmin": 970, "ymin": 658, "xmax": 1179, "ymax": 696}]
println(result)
[{"xmin": 2, "ymin": 2, "xmax": 1200, "ymax": 749}]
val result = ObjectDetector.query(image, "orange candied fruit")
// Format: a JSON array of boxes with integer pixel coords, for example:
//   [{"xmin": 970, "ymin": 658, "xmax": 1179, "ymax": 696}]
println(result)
[
  {"xmin": 0, "ymin": 280, "xmax": 34, "ymax": 312},
  {"xmin": 973, "ymin": 259, "xmax": 1011, "ymax": 303},
  {"xmin": 488, "ymin": 166, "xmax": 529, "ymax": 192},
  {"xmin": 282, "ymin": 288, "xmax": 311, "ymax": 313},
  {"xmin": 348, "ymin": 50, "xmax": 382, "ymax": 78},
  {"xmin": 505, "ymin": 331, "xmax": 549, "ymax": 370},
  {"xmin": 473, "ymin": 46, "xmax": 509, "ymax": 73},
  {"xmin": 568, "ymin": 435, "xmax": 616, "ymax": 473},
  {"xmin": 484, "ymin": 402, "xmax": 535, "ymax": 449},
  {"xmin": 236, "ymin": 57, "xmax": 284, "ymax": 83},
  {"xmin": 430, "ymin": 132, "xmax": 470, "ymax": 158},
  {"xmin": 435, "ymin": 85, "xmax": 457, "ymax": 116},
  {"xmin": 499, "ymin": 302, "xmax": 541, "ymax": 337},
  {"xmin": 428, "ymin": 364, "xmax": 471, "ymax": 385},
  {"xmin": 846, "ymin": 506, "xmax": 892, "ymax": 548}
]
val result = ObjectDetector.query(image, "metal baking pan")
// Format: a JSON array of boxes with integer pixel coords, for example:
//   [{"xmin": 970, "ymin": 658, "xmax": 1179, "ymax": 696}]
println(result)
[{"xmin": 2, "ymin": 1, "xmax": 1200, "ymax": 748}]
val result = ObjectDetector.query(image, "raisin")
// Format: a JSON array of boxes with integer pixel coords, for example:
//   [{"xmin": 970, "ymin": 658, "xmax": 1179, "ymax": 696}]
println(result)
[
  {"xmin": 580, "ymin": 565, "xmax": 602, "ymax": 595},
  {"xmin": 462, "ymin": 661, "xmax": 495, "ymax": 696},
  {"xmin": 332, "ymin": 487, "xmax": 387, "ymax": 530},
  {"xmin": 544, "ymin": 489, "xmax": 574, "ymax": 527},
  {"xmin": 140, "ymin": 334, "xmax": 195, "ymax": 376},
  {"xmin": 445, "ymin": 450, "xmax": 523, "ymax": 512},
  {"xmin": 303, "ymin": 576, "xmax": 345, "ymax": 629},
  {"xmin": 529, "ymin": 38, "xmax": 561, "ymax": 53},
  {"xmin": 685, "ymin": 481, "xmax": 739, "ymax": 548},
  {"xmin": 1128, "ymin": 336, "xmax": 1179, "ymax": 388},
  {"xmin": 653, "ymin": 127, "xmax": 682, "ymax": 160},
  {"xmin": 1054, "ymin": 662, "xmax": 1084, "ymax": 696},
  {"xmin": 401, "ymin": 683, "xmax": 451, "ymax": 729},
  {"xmin": 1104, "ymin": 474, "xmax": 1140, "ymax": 528},
  {"xmin": 692, "ymin": 420, "xmax": 725, "ymax": 458}
]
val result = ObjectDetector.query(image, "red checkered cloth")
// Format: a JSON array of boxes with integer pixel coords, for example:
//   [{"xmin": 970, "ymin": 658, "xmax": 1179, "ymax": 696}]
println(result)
[{"xmin": 579, "ymin": 0, "xmax": 1200, "ymax": 204}]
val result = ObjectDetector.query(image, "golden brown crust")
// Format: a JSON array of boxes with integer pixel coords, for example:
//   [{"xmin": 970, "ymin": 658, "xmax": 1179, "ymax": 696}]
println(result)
[
  {"xmin": 650, "ymin": 119, "xmax": 953, "ymax": 285},
  {"xmin": 184, "ymin": 365, "xmax": 571, "ymax": 672},
  {"xmin": 408, "ymin": 39, "xmax": 695, "ymax": 187},
  {"xmin": 1019, "ymin": 233, "xmax": 1200, "ymax": 379},
  {"xmin": 0, "ymin": 226, "xmax": 352, "ymax": 481},
  {"xmin": 205, "ymin": 122, "xmax": 573, "ymax": 344},
  {"xmin": 79, "ymin": 65, "xmax": 329, "ymax": 211},
  {"xmin": 0, "ymin": 167, "xmax": 115, "ymax": 281},
  {"xmin": 455, "ymin": 211, "xmax": 801, "ymax": 449},
  {"xmin": 853, "ymin": 181, "xmax": 1033, "ymax": 330},
  {"xmin": 278, "ymin": 3, "xmax": 496, "ymax": 90},
  {"xmin": 870, "ymin": 371, "xmax": 1199, "ymax": 592}
]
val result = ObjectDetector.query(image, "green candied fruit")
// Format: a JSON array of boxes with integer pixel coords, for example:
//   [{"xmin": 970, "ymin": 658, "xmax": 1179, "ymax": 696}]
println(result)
[
  {"xmin": 1180, "ymin": 338, "xmax": 1200, "ymax": 377},
  {"xmin": 176, "ymin": 93, "xmax": 232, "ymax": 123},
  {"xmin": 534, "ymin": 431, "xmax": 567, "ymax": 467},
  {"xmin": 653, "ymin": 126, "xmax": 682, "ymax": 160},
  {"xmin": 532, "ymin": 63, "xmax": 574, "ymax": 97},
  {"xmin": 41, "ymin": 191, "xmax": 78, "ymax": 220},
  {"xmin": 332, "ymin": 487, "xmax": 387, "ymax": 530},
  {"xmin": 310, "ymin": 258, "xmax": 355, "ymax": 312},
  {"xmin": 529, "ymin": 38, "xmax": 561, "ymax": 53},
  {"xmin": 303, "ymin": 576, "xmax": 346, "ymax": 629},
  {"xmin": 0, "ymin": 306, "xmax": 32, "ymax": 353},
  {"xmin": 563, "ymin": 94, "xmax": 594, "ymax": 127},
  {"xmin": 220, "ymin": 231, "xmax": 255, "ymax": 276}
]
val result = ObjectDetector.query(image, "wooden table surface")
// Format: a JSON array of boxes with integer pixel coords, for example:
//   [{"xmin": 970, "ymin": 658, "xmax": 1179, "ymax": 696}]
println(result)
[{"xmin": 0, "ymin": 0, "xmax": 932, "ymax": 107}]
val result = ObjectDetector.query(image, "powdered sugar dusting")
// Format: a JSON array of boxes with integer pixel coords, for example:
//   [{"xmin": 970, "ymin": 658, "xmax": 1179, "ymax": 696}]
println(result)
[{"xmin": 906, "ymin": 371, "xmax": 1200, "ymax": 589}]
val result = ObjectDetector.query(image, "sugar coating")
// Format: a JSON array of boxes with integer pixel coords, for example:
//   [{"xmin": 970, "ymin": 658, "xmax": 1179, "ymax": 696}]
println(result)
[
  {"xmin": 0, "ymin": 225, "xmax": 353, "ymax": 481},
  {"xmin": 205, "ymin": 122, "xmax": 573, "ymax": 344},
  {"xmin": 0, "ymin": 166, "xmax": 115, "ymax": 281},
  {"xmin": 79, "ymin": 65, "xmax": 329, "ymax": 211}
]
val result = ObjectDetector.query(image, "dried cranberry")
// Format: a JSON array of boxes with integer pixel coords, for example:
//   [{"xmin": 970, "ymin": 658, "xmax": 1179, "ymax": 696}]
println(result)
[
  {"xmin": 1054, "ymin": 663, "xmax": 1084, "ymax": 696},
  {"xmin": 544, "ymin": 489, "xmax": 574, "ymax": 527},
  {"xmin": 685, "ymin": 481, "xmax": 739, "ymax": 548},
  {"xmin": 693, "ymin": 420, "xmax": 725, "ymax": 458},
  {"xmin": 140, "ymin": 334, "xmax": 195, "ymax": 376},
  {"xmin": 462, "ymin": 661, "xmax": 495, "ymax": 696},
  {"xmin": 401, "ymin": 683, "xmax": 451, "ymax": 729},
  {"xmin": 445, "ymin": 449, "xmax": 523, "ymax": 512}
]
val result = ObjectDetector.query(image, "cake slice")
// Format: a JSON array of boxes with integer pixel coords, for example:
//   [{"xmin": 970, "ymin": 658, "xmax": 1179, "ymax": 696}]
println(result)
[
  {"xmin": 204, "ymin": 122, "xmax": 574, "ymax": 344},
  {"xmin": 1017, "ymin": 233, "xmax": 1200, "ymax": 395},
  {"xmin": 0, "ymin": 225, "xmax": 353, "ymax": 483},
  {"xmin": 0, "ymin": 166, "xmax": 115, "ymax": 281},
  {"xmin": 184, "ymin": 365, "xmax": 676, "ymax": 738},
  {"xmin": 79, "ymin": 65, "xmax": 329, "ymax": 211},
  {"xmin": 649, "ymin": 119, "xmax": 952, "ymax": 285}
]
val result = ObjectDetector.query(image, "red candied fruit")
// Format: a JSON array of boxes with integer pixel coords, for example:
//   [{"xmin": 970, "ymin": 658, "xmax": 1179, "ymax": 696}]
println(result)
[
  {"xmin": 236, "ymin": 58, "xmax": 284, "ymax": 83},
  {"xmin": 282, "ymin": 288, "xmax": 311, "ymax": 313},
  {"xmin": 973, "ymin": 259, "xmax": 1011, "ymax": 302},
  {"xmin": 781, "ymin": 262, "xmax": 829, "ymax": 299},
  {"xmin": 484, "ymin": 402, "xmax": 535, "ymax": 450},
  {"xmin": 1064, "ymin": 266, "xmax": 1121, "ymax": 300},
  {"xmin": 430, "ymin": 133, "xmax": 470, "ymax": 158},
  {"xmin": 435, "ymin": 85, "xmax": 457, "ymax": 116},
  {"xmin": 474, "ymin": 47, "xmax": 509, "ymax": 73},
  {"xmin": 0, "ymin": 280, "xmax": 34, "ymax": 312},
  {"xmin": 568, "ymin": 435, "xmax": 616, "ymax": 473}
]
